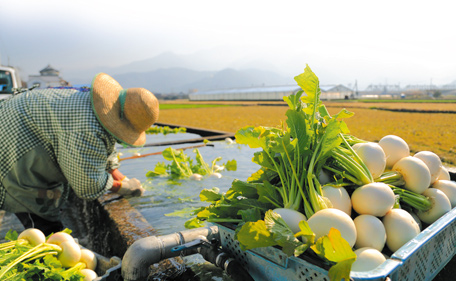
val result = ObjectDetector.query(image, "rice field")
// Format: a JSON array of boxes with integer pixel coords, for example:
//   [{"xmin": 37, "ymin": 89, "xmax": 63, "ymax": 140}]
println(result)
[
  {"xmin": 326, "ymin": 101, "xmax": 456, "ymax": 112},
  {"xmin": 157, "ymin": 101, "xmax": 456, "ymax": 166}
]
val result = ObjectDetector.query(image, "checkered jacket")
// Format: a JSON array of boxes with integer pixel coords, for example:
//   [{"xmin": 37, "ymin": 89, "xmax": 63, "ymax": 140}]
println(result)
[{"xmin": 0, "ymin": 88, "xmax": 119, "ymax": 208}]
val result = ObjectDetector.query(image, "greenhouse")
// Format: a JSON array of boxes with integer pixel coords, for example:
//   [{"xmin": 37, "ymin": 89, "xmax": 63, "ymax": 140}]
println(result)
[{"xmin": 189, "ymin": 84, "xmax": 354, "ymax": 101}]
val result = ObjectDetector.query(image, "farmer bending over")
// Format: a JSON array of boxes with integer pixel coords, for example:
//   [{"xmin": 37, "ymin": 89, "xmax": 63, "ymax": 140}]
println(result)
[{"xmin": 0, "ymin": 73, "xmax": 159, "ymax": 235}]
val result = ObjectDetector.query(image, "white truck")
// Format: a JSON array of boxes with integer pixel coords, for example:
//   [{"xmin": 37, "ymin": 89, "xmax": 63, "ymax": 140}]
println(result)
[{"xmin": 0, "ymin": 65, "xmax": 23, "ymax": 100}]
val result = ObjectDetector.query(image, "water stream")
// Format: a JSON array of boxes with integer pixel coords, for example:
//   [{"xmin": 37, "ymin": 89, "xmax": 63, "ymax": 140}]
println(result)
[{"xmin": 116, "ymin": 132, "xmax": 261, "ymax": 280}]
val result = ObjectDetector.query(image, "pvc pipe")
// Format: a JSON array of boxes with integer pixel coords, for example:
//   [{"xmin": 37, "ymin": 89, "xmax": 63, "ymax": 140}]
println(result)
[{"xmin": 121, "ymin": 226, "xmax": 220, "ymax": 281}]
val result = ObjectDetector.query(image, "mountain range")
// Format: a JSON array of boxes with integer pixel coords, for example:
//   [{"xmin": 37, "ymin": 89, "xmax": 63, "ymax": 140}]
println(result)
[{"xmin": 66, "ymin": 51, "xmax": 295, "ymax": 94}]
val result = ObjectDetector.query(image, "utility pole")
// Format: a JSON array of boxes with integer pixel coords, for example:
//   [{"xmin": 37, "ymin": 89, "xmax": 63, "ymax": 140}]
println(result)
[{"xmin": 354, "ymin": 80, "xmax": 358, "ymax": 97}]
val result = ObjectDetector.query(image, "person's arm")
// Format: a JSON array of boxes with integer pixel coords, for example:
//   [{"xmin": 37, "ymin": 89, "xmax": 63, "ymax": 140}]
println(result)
[
  {"xmin": 109, "ymin": 169, "xmax": 124, "ymax": 192},
  {"xmin": 109, "ymin": 169, "xmax": 145, "ymax": 196},
  {"xmin": 57, "ymin": 133, "xmax": 114, "ymax": 200}
]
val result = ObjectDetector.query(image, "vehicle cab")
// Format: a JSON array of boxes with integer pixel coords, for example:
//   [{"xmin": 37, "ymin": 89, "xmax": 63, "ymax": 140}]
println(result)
[{"xmin": 0, "ymin": 65, "xmax": 22, "ymax": 100}]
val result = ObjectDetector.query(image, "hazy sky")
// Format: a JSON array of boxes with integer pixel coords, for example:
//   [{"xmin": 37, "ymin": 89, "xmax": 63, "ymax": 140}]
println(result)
[{"xmin": 1, "ymin": 0, "xmax": 455, "ymax": 89}]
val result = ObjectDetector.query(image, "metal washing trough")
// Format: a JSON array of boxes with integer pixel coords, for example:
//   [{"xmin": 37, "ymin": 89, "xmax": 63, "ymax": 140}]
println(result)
[{"xmin": 58, "ymin": 123, "xmax": 236, "ymax": 279}]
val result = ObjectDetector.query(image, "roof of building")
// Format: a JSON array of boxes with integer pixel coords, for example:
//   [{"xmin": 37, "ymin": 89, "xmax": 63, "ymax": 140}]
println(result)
[
  {"xmin": 191, "ymin": 84, "xmax": 353, "ymax": 96},
  {"xmin": 39, "ymin": 64, "xmax": 59, "ymax": 76},
  {"xmin": 191, "ymin": 85, "xmax": 301, "ymax": 96}
]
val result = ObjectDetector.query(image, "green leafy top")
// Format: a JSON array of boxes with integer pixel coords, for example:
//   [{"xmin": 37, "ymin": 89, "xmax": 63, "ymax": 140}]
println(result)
[
  {"xmin": 184, "ymin": 65, "xmax": 375, "ymax": 281},
  {"xmin": 0, "ymin": 229, "xmax": 85, "ymax": 281},
  {"xmin": 146, "ymin": 147, "xmax": 237, "ymax": 180}
]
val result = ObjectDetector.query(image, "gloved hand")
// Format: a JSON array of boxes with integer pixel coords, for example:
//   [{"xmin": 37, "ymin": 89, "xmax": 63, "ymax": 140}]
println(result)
[{"xmin": 116, "ymin": 178, "xmax": 145, "ymax": 197}]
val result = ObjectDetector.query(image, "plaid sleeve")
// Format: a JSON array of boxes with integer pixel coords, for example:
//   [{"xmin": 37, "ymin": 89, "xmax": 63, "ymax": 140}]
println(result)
[
  {"xmin": 57, "ymin": 132, "xmax": 113, "ymax": 200},
  {"xmin": 106, "ymin": 148, "xmax": 121, "ymax": 171}
]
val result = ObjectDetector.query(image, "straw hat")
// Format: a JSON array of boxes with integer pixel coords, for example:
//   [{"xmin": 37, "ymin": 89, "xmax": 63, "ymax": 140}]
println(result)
[{"xmin": 90, "ymin": 73, "xmax": 159, "ymax": 147}]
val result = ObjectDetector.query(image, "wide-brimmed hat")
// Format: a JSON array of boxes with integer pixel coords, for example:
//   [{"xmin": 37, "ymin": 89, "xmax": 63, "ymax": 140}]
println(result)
[{"xmin": 90, "ymin": 73, "xmax": 159, "ymax": 147}]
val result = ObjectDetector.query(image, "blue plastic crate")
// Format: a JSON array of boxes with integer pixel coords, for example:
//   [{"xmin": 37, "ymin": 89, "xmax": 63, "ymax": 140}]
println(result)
[{"xmin": 216, "ymin": 206, "xmax": 456, "ymax": 281}]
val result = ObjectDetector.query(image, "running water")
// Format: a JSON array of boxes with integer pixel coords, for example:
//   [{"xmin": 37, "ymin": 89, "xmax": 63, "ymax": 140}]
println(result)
[{"xmin": 117, "ymin": 133, "xmax": 261, "ymax": 280}]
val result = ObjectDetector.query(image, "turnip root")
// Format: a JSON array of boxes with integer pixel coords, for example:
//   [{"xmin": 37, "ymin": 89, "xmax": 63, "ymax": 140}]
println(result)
[
  {"xmin": 351, "ymin": 182, "xmax": 395, "ymax": 217},
  {"xmin": 209, "ymin": 172, "xmax": 222, "ymax": 179},
  {"xmin": 80, "ymin": 249, "xmax": 98, "ymax": 271},
  {"xmin": 383, "ymin": 208, "xmax": 420, "ymax": 252},
  {"xmin": 80, "ymin": 269, "xmax": 98, "ymax": 281},
  {"xmin": 58, "ymin": 240, "xmax": 82, "ymax": 268},
  {"xmin": 273, "ymin": 208, "xmax": 307, "ymax": 233},
  {"xmin": 410, "ymin": 212, "xmax": 422, "ymax": 231},
  {"xmin": 354, "ymin": 215, "xmax": 386, "ymax": 251},
  {"xmin": 307, "ymin": 208, "xmax": 357, "ymax": 247},
  {"xmin": 322, "ymin": 185, "xmax": 352, "ymax": 216},
  {"xmin": 46, "ymin": 232, "xmax": 76, "ymax": 246},
  {"xmin": 352, "ymin": 142, "xmax": 386, "ymax": 179},
  {"xmin": 17, "ymin": 228, "xmax": 46, "ymax": 246},
  {"xmin": 189, "ymin": 173, "xmax": 203, "ymax": 181},
  {"xmin": 392, "ymin": 156, "xmax": 431, "ymax": 194},
  {"xmin": 319, "ymin": 169, "xmax": 332, "ymax": 185},
  {"xmin": 416, "ymin": 188, "xmax": 452, "ymax": 224},
  {"xmin": 437, "ymin": 166, "xmax": 451, "ymax": 181},
  {"xmin": 351, "ymin": 247, "xmax": 386, "ymax": 272},
  {"xmin": 414, "ymin": 151, "xmax": 443, "ymax": 184},
  {"xmin": 433, "ymin": 180, "xmax": 456, "ymax": 208},
  {"xmin": 378, "ymin": 135, "xmax": 410, "ymax": 168}
]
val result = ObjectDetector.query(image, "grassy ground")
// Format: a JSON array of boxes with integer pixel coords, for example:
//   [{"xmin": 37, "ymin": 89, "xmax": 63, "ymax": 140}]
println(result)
[{"xmin": 157, "ymin": 100, "xmax": 456, "ymax": 166}]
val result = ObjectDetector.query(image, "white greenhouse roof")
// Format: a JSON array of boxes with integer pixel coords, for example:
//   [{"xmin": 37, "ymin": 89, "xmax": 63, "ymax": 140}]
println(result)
[
  {"xmin": 191, "ymin": 84, "xmax": 352, "ymax": 96},
  {"xmin": 191, "ymin": 85, "xmax": 301, "ymax": 96}
]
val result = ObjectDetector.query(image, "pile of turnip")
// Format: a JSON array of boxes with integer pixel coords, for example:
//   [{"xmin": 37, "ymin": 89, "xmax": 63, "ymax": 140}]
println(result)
[
  {"xmin": 0, "ymin": 228, "xmax": 98, "ymax": 280},
  {"xmin": 191, "ymin": 67, "xmax": 456, "ymax": 280},
  {"xmin": 276, "ymin": 134, "xmax": 456, "ymax": 273}
]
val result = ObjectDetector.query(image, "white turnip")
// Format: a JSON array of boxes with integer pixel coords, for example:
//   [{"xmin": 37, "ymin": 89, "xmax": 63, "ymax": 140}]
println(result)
[
  {"xmin": 352, "ymin": 142, "xmax": 386, "ymax": 179},
  {"xmin": 351, "ymin": 247, "xmax": 386, "ymax": 272},
  {"xmin": 433, "ymin": 180, "xmax": 456, "ymax": 208},
  {"xmin": 17, "ymin": 228, "xmax": 46, "ymax": 246},
  {"xmin": 209, "ymin": 172, "xmax": 223, "ymax": 179},
  {"xmin": 378, "ymin": 135, "xmax": 410, "ymax": 168},
  {"xmin": 80, "ymin": 249, "xmax": 98, "ymax": 271},
  {"xmin": 382, "ymin": 208, "xmax": 420, "ymax": 252},
  {"xmin": 410, "ymin": 212, "xmax": 422, "ymax": 231},
  {"xmin": 437, "ymin": 166, "xmax": 451, "ymax": 181},
  {"xmin": 58, "ymin": 240, "xmax": 82, "ymax": 268},
  {"xmin": 353, "ymin": 215, "xmax": 386, "ymax": 251},
  {"xmin": 273, "ymin": 208, "xmax": 307, "ymax": 233},
  {"xmin": 414, "ymin": 151, "xmax": 442, "ymax": 184},
  {"xmin": 80, "ymin": 269, "xmax": 98, "ymax": 281},
  {"xmin": 351, "ymin": 182, "xmax": 395, "ymax": 217},
  {"xmin": 319, "ymin": 169, "xmax": 332, "ymax": 185},
  {"xmin": 322, "ymin": 185, "xmax": 352, "ymax": 216},
  {"xmin": 392, "ymin": 156, "xmax": 431, "ymax": 194},
  {"xmin": 189, "ymin": 173, "xmax": 203, "ymax": 181},
  {"xmin": 307, "ymin": 208, "xmax": 357, "ymax": 247},
  {"xmin": 46, "ymin": 232, "xmax": 76, "ymax": 246},
  {"xmin": 416, "ymin": 188, "xmax": 452, "ymax": 224}
]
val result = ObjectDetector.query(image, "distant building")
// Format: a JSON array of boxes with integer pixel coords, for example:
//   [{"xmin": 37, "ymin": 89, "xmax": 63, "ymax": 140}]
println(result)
[
  {"xmin": 28, "ymin": 65, "xmax": 70, "ymax": 89},
  {"xmin": 189, "ymin": 84, "xmax": 353, "ymax": 101}
]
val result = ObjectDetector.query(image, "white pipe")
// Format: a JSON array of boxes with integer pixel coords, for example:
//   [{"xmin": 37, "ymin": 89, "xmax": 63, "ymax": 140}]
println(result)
[{"xmin": 121, "ymin": 226, "xmax": 220, "ymax": 281}]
